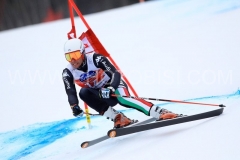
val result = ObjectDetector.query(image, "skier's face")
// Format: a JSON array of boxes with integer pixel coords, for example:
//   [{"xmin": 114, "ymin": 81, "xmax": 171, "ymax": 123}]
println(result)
[
  {"xmin": 65, "ymin": 50, "xmax": 83, "ymax": 69},
  {"xmin": 69, "ymin": 57, "xmax": 83, "ymax": 69}
]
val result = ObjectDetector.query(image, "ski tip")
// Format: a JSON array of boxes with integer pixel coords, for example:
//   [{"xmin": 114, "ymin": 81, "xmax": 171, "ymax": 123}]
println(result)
[
  {"xmin": 108, "ymin": 130, "xmax": 117, "ymax": 138},
  {"xmin": 219, "ymin": 104, "xmax": 226, "ymax": 108},
  {"xmin": 81, "ymin": 142, "xmax": 89, "ymax": 148}
]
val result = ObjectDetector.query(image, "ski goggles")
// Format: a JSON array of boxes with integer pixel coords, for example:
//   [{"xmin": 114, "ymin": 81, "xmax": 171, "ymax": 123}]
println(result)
[{"xmin": 65, "ymin": 50, "xmax": 82, "ymax": 62}]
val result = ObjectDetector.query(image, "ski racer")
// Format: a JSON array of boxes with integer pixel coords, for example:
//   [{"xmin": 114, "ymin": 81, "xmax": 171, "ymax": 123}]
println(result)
[{"xmin": 62, "ymin": 38, "xmax": 180, "ymax": 128}]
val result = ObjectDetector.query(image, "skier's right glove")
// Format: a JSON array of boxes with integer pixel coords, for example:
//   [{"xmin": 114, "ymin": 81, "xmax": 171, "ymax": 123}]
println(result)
[
  {"xmin": 71, "ymin": 104, "xmax": 84, "ymax": 117},
  {"xmin": 99, "ymin": 86, "xmax": 115, "ymax": 99}
]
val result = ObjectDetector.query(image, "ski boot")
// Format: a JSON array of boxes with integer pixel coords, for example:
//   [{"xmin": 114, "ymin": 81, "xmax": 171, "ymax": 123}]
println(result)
[
  {"xmin": 103, "ymin": 107, "xmax": 135, "ymax": 128},
  {"xmin": 150, "ymin": 105, "xmax": 180, "ymax": 120}
]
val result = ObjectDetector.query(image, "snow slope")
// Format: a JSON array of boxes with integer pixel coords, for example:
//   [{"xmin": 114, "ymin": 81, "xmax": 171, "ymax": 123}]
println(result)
[{"xmin": 0, "ymin": 0, "xmax": 240, "ymax": 159}]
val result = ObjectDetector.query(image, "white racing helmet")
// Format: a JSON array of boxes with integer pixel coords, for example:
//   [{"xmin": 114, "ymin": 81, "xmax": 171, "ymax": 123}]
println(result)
[{"xmin": 64, "ymin": 38, "xmax": 85, "ymax": 54}]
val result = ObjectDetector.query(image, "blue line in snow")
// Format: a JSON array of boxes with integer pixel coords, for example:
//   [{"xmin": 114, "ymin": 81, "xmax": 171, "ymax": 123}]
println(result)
[{"xmin": 0, "ymin": 118, "xmax": 86, "ymax": 160}]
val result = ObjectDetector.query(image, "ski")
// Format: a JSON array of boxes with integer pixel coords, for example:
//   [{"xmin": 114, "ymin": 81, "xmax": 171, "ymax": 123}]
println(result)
[
  {"xmin": 81, "ymin": 117, "xmax": 156, "ymax": 148},
  {"xmin": 107, "ymin": 107, "xmax": 224, "ymax": 138}
]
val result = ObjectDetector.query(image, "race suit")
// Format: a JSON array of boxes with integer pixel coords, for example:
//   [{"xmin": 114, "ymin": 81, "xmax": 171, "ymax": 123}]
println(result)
[{"xmin": 62, "ymin": 52, "xmax": 153, "ymax": 115}]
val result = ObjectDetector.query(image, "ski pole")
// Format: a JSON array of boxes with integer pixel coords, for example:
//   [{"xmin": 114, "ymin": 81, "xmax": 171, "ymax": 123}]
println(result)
[
  {"xmin": 111, "ymin": 94, "xmax": 225, "ymax": 107},
  {"xmin": 83, "ymin": 112, "xmax": 100, "ymax": 116}
]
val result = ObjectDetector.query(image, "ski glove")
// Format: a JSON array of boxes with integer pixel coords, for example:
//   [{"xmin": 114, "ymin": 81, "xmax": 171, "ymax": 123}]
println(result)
[
  {"xmin": 99, "ymin": 86, "xmax": 115, "ymax": 99},
  {"xmin": 71, "ymin": 104, "xmax": 84, "ymax": 117}
]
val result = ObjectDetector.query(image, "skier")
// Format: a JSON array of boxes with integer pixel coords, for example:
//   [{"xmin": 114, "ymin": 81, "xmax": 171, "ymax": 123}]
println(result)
[{"xmin": 62, "ymin": 38, "xmax": 179, "ymax": 128}]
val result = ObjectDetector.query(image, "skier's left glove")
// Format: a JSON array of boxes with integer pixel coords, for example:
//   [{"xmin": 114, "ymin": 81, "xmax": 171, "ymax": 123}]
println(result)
[
  {"xmin": 99, "ymin": 86, "xmax": 115, "ymax": 99},
  {"xmin": 71, "ymin": 104, "xmax": 84, "ymax": 118}
]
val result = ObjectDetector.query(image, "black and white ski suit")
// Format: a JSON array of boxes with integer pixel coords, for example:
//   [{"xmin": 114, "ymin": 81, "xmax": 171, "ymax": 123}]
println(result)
[{"xmin": 62, "ymin": 52, "xmax": 153, "ymax": 115}]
